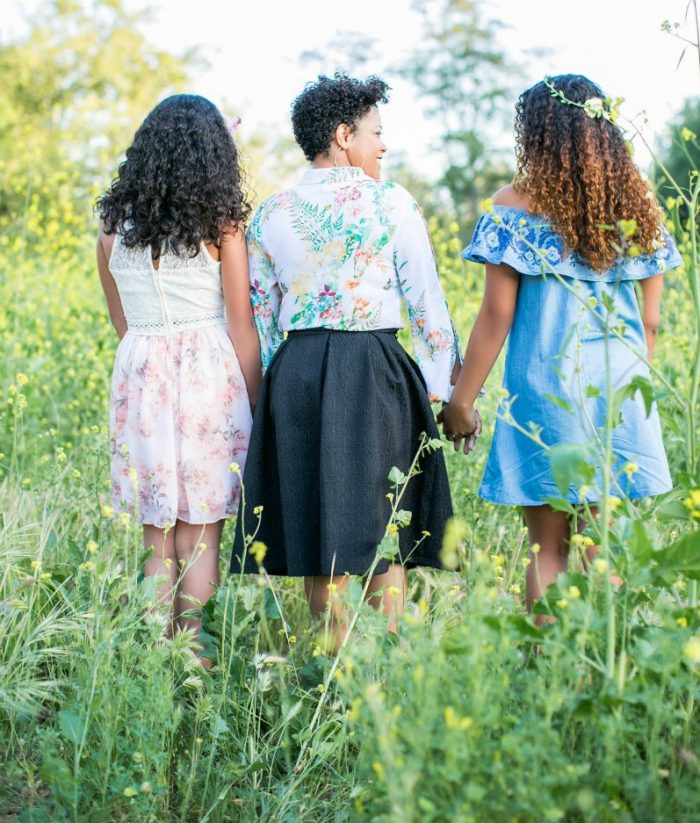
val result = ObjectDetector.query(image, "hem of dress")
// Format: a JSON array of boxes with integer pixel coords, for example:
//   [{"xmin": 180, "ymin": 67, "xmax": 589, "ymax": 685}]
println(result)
[
  {"xmin": 478, "ymin": 483, "xmax": 672, "ymax": 507},
  {"xmin": 139, "ymin": 511, "xmax": 238, "ymax": 528}
]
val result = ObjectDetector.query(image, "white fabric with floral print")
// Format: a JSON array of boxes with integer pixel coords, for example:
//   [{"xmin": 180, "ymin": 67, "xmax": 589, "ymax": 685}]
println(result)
[
  {"xmin": 108, "ymin": 235, "xmax": 252, "ymax": 527},
  {"xmin": 248, "ymin": 166, "xmax": 460, "ymax": 402}
]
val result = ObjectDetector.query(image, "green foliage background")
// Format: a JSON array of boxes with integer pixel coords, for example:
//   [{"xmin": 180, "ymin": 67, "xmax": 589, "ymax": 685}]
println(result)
[{"xmin": 0, "ymin": 2, "xmax": 699, "ymax": 821}]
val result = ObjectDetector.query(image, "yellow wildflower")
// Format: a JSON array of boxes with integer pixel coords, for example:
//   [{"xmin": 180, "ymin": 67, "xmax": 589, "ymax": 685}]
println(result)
[
  {"xmin": 251, "ymin": 541, "xmax": 267, "ymax": 566},
  {"xmin": 683, "ymin": 635, "xmax": 700, "ymax": 666},
  {"xmin": 593, "ymin": 558, "xmax": 608, "ymax": 574}
]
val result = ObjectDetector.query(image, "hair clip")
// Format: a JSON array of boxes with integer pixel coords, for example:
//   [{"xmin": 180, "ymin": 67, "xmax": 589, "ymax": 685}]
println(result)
[{"xmin": 226, "ymin": 116, "xmax": 242, "ymax": 134}]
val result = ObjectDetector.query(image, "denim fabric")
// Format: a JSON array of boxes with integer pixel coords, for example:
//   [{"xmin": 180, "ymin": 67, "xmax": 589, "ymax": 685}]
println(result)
[{"xmin": 462, "ymin": 207, "xmax": 682, "ymax": 505}]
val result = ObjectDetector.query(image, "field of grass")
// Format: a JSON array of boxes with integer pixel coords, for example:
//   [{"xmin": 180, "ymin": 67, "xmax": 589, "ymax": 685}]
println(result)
[{"xmin": 0, "ymin": 178, "xmax": 699, "ymax": 822}]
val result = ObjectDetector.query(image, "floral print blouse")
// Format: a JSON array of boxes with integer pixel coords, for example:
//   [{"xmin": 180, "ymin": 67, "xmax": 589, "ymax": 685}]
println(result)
[{"xmin": 247, "ymin": 166, "xmax": 459, "ymax": 402}]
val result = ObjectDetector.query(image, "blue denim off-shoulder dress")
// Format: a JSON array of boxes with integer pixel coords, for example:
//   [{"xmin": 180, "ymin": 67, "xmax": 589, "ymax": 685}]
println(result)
[{"xmin": 463, "ymin": 206, "xmax": 683, "ymax": 506}]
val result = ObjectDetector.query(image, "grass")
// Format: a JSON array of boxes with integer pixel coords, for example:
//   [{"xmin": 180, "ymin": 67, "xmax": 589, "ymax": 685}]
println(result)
[{"xmin": 0, "ymin": 180, "xmax": 698, "ymax": 821}]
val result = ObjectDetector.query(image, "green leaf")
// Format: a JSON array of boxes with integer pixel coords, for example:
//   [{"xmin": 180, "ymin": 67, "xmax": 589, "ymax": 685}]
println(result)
[
  {"xmin": 394, "ymin": 509, "xmax": 412, "ymax": 527},
  {"xmin": 483, "ymin": 614, "xmax": 543, "ymax": 640},
  {"xmin": 263, "ymin": 588, "xmax": 281, "ymax": 620},
  {"xmin": 585, "ymin": 385, "xmax": 602, "ymax": 398},
  {"xmin": 544, "ymin": 393, "xmax": 574, "ymax": 413},
  {"xmin": 548, "ymin": 443, "xmax": 595, "ymax": 497},
  {"xmin": 629, "ymin": 519, "xmax": 654, "ymax": 562},
  {"xmin": 614, "ymin": 375, "xmax": 655, "ymax": 418},
  {"xmin": 542, "ymin": 497, "xmax": 578, "ymax": 515},
  {"xmin": 212, "ymin": 714, "xmax": 229, "ymax": 738},
  {"xmin": 656, "ymin": 500, "xmax": 693, "ymax": 522},
  {"xmin": 376, "ymin": 535, "xmax": 399, "ymax": 561},
  {"xmin": 387, "ymin": 466, "xmax": 406, "ymax": 486},
  {"xmin": 58, "ymin": 709, "xmax": 84, "ymax": 744},
  {"xmin": 653, "ymin": 529, "xmax": 700, "ymax": 579},
  {"xmin": 601, "ymin": 291, "xmax": 616, "ymax": 314}
]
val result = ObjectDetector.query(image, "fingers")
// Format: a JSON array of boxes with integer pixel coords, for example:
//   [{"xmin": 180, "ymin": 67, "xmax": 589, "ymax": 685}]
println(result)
[{"xmin": 453, "ymin": 436, "xmax": 464, "ymax": 452}]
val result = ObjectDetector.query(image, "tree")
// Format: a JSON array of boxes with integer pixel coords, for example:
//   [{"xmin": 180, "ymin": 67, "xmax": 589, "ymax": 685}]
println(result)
[
  {"xmin": 0, "ymin": 0, "xmax": 192, "ymax": 223},
  {"xmin": 657, "ymin": 96, "xmax": 700, "ymax": 207},
  {"xmin": 396, "ymin": 0, "xmax": 516, "ymax": 225}
]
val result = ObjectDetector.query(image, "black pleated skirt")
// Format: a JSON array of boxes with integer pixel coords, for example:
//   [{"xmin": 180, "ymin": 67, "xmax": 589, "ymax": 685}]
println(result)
[{"xmin": 230, "ymin": 328, "xmax": 453, "ymax": 576}]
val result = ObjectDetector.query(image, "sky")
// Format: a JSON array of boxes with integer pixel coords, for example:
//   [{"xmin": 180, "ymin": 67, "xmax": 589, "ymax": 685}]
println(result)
[{"xmin": 4, "ymin": 0, "xmax": 699, "ymax": 180}]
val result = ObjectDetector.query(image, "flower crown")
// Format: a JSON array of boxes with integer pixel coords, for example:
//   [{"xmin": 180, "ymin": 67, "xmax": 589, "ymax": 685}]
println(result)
[{"xmin": 543, "ymin": 76, "xmax": 623, "ymax": 124}]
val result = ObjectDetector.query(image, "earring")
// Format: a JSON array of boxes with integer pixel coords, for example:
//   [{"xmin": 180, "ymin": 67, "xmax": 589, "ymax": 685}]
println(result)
[{"xmin": 333, "ymin": 147, "xmax": 347, "ymax": 168}]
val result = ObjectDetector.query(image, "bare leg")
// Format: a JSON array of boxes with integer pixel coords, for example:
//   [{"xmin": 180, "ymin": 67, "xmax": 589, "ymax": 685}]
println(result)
[
  {"xmin": 363, "ymin": 563, "xmax": 407, "ymax": 634},
  {"xmin": 174, "ymin": 520, "xmax": 223, "ymax": 638},
  {"xmin": 523, "ymin": 505, "xmax": 572, "ymax": 624},
  {"xmin": 304, "ymin": 574, "xmax": 351, "ymax": 651},
  {"xmin": 143, "ymin": 525, "xmax": 177, "ymax": 632}
]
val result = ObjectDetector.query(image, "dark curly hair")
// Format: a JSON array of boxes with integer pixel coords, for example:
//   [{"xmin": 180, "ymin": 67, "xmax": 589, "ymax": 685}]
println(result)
[
  {"xmin": 97, "ymin": 94, "xmax": 250, "ymax": 257},
  {"xmin": 513, "ymin": 74, "xmax": 662, "ymax": 272},
  {"xmin": 291, "ymin": 73, "xmax": 390, "ymax": 161}
]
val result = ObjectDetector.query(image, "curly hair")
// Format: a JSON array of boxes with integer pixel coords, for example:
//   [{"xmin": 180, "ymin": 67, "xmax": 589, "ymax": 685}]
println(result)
[
  {"xmin": 291, "ymin": 73, "xmax": 390, "ymax": 161},
  {"xmin": 513, "ymin": 74, "xmax": 662, "ymax": 272},
  {"xmin": 97, "ymin": 94, "xmax": 250, "ymax": 257}
]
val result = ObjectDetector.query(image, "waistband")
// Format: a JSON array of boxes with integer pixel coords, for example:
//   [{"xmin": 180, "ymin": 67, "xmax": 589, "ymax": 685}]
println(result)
[
  {"xmin": 287, "ymin": 327, "xmax": 399, "ymax": 338},
  {"xmin": 125, "ymin": 315, "xmax": 226, "ymax": 335}
]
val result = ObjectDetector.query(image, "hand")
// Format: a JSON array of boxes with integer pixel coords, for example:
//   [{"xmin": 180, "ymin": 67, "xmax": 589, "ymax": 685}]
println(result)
[{"xmin": 436, "ymin": 403, "xmax": 482, "ymax": 454}]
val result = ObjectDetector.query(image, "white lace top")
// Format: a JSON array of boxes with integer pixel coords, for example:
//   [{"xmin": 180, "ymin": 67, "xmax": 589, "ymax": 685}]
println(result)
[{"xmin": 108, "ymin": 234, "xmax": 225, "ymax": 334}]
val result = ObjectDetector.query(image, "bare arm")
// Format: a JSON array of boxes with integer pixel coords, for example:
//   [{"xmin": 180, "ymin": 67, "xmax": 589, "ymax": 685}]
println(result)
[
  {"xmin": 638, "ymin": 274, "xmax": 663, "ymax": 359},
  {"xmin": 220, "ymin": 225, "xmax": 262, "ymax": 411},
  {"xmin": 438, "ymin": 261, "xmax": 519, "ymax": 451},
  {"xmin": 96, "ymin": 227, "xmax": 127, "ymax": 339}
]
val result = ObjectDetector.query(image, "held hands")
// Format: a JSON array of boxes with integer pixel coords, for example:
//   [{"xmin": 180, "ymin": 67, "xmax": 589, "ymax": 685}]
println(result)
[{"xmin": 436, "ymin": 402, "xmax": 482, "ymax": 454}]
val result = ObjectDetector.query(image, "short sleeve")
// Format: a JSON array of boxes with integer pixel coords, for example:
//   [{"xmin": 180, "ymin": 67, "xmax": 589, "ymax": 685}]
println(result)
[
  {"xmin": 394, "ymin": 196, "xmax": 460, "ymax": 403},
  {"xmin": 462, "ymin": 207, "xmax": 684, "ymax": 282}
]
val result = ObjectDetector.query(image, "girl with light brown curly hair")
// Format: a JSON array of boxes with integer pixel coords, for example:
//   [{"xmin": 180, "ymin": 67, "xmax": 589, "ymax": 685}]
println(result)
[{"xmin": 439, "ymin": 74, "xmax": 682, "ymax": 619}]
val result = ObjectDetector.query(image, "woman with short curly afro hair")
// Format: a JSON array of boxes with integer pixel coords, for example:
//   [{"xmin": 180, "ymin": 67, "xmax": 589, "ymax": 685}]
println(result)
[
  {"xmin": 441, "ymin": 74, "xmax": 683, "ymax": 620},
  {"xmin": 96, "ymin": 95, "xmax": 261, "ymax": 659},
  {"xmin": 231, "ymin": 73, "xmax": 465, "ymax": 645}
]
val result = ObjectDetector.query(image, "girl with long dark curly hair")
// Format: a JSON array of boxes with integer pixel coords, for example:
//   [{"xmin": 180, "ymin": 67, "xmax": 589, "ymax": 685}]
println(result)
[
  {"xmin": 96, "ymin": 94, "xmax": 261, "ymax": 651},
  {"xmin": 440, "ymin": 74, "xmax": 682, "ymax": 619}
]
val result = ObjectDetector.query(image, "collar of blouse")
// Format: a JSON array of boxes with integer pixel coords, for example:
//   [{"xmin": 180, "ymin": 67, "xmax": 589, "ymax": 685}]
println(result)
[{"xmin": 299, "ymin": 166, "xmax": 370, "ymax": 186}]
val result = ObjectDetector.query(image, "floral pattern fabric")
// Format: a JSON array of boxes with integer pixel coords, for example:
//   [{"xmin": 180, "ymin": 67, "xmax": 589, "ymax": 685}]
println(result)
[
  {"xmin": 247, "ymin": 166, "xmax": 459, "ymax": 402},
  {"xmin": 465, "ymin": 206, "xmax": 682, "ymax": 281},
  {"xmin": 108, "ymin": 238, "xmax": 252, "ymax": 527}
]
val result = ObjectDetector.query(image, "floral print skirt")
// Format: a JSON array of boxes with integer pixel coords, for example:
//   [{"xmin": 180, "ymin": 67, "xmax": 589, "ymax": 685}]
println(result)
[{"xmin": 109, "ymin": 323, "xmax": 252, "ymax": 527}]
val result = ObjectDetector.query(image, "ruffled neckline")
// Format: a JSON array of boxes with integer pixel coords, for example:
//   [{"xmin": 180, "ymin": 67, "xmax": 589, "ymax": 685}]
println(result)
[{"xmin": 462, "ymin": 207, "xmax": 682, "ymax": 283}]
